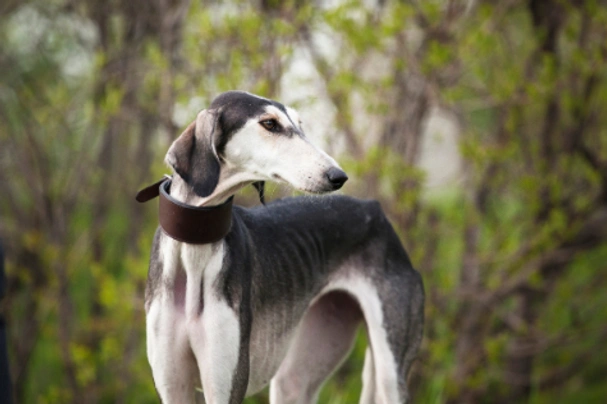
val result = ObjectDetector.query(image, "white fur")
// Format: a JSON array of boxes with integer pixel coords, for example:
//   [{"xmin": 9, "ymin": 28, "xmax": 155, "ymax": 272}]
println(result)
[
  {"xmin": 360, "ymin": 347, "xmax": 376, "ymax": 404},
  {"xmin": 147, "ymin": 237, "xmax": 198, "ymax": 403},
  {"xmin": 148, "ymin": 235, "xmax": 241, "ymax": 404},
  {"xmin": 285, "ymin": 106, "xmax": 302, "ymax": 127}
]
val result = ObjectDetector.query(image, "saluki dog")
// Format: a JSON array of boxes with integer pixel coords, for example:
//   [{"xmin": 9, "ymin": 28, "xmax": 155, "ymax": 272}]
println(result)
[{"xmin": 141, "ymin": 91, "xmax": 424, "ymax": 403}]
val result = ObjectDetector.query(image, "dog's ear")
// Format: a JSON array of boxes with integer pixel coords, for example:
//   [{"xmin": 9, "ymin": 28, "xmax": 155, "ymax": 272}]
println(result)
[{"xmin": 165, "ymin": 109, "xmax": 222, "ymax": 197}]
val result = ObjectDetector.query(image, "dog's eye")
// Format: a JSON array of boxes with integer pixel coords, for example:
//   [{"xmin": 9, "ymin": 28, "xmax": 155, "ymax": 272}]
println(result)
[{"xmin": 260, "ymin": 119, "xmax": 278, "ymax": 131}]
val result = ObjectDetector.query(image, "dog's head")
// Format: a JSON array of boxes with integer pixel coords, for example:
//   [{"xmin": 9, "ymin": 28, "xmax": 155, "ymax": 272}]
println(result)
[{"xmin": 166, "ymin": 91, "xmax": 347, "ymax": 203}]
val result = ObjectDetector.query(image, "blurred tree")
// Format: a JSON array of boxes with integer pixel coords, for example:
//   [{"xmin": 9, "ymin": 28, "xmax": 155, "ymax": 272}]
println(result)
[
  {"xmin": 0, "ymin": 0, "xmax": 189, "ymax": 401},
  {"xmin": 0, "ymin": 241, "xmax": 11, "ymax": 403},
  {"xmin": 1, "ymin": 0, "xmax": 606, "ymax": 403}
]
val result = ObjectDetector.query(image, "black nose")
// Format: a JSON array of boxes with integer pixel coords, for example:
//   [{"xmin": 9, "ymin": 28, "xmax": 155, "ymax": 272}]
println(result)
[{"xmin": 326, "ymin": 167, "xmax": 348, "ymax": 190}]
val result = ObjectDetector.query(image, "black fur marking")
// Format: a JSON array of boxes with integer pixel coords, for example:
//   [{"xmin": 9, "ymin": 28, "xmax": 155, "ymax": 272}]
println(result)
[
  {"xmin": 252, "ymin": 181, "xmax": 266, "ymax": 205},
  {"xmin": 198, "ymin": 276, "xmax": 204, "ymax": 316},
  {"xmin": 210, "ymin": 91, "xmax": 297, "ymax": 154},
  {"xmin": 216, "ymin": 220, "xmax": 253, "ymax": 404}
]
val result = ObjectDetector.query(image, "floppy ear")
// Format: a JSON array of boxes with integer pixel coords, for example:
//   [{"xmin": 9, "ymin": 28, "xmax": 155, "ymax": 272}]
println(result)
[{"xmin": 165, "ymin": 109, "xmax": 221, "ymax": 197}]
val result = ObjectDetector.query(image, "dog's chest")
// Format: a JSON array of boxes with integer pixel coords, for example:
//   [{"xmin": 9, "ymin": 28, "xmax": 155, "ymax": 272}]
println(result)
[{"xmin": 174, "ymin": 240, "xmax": 297, "ymax": 395}]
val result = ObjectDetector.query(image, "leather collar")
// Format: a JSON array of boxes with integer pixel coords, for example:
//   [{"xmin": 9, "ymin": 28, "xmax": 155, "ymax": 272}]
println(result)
[{"xmin": 136, "ymin": 177, "xmax": 233, "ymax": 244}]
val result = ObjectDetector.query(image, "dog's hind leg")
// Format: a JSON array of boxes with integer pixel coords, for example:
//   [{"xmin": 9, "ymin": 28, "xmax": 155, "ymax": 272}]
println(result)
[
  {"xmin": 351, "ymin": 279, "xmax": 403, "ymax": 404},
  {"xmin": 270, "ymin": 291, "xmax": 362, "ymax": 404},
  {"xmin": 359, "ymin": 347, "xmax": 375, "ymax": 404},
  {"xmin": 323, "ymin": 271, "xmax": 421, "ymax": 404},
  {"xmin": 368, "ymin": 270, "xmax": 425, "ymax": 404}
]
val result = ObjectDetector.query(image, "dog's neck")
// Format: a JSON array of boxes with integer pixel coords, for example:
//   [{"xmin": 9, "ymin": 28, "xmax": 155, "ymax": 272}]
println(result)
[
  {"xmin": 168, "ymin": 176, "xmax": 207, "ymax": 205},
  {"xmin": 170, "ymin": 167, "xmax": 255, "ymax": 207}
]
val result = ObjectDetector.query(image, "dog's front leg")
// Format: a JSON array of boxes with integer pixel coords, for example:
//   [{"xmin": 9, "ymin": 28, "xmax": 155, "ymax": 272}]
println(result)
[
  {"xmin": 189, "ymin": 294, "xmax": 245, "ymax": 404},
  {"xmin": 147, "ymin": 299, "xmax": 199, "ymax": 403}
]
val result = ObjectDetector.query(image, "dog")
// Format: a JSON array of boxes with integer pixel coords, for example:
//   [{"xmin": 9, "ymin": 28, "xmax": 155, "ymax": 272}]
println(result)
[{"xmin": 140, "ymin": 91, "xmax": 424, "ymax": 404}]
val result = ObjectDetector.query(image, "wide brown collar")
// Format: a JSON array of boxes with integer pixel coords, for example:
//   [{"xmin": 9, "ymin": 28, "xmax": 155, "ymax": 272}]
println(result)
[{"xmin": 136, "ymin": 177, "xmax": 233, "ymax": 244}]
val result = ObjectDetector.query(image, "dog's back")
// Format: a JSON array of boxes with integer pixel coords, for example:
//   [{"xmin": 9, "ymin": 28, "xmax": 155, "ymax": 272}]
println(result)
[{"xmin": 233, "ymin": 194, "xmax": 415, "ymax": 298}]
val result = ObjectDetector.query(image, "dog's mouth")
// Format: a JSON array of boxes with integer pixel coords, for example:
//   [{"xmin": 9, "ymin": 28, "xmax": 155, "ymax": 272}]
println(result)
[{"xmin": 271, "ymin": 171, "xmax": 348, "ymax": 194}]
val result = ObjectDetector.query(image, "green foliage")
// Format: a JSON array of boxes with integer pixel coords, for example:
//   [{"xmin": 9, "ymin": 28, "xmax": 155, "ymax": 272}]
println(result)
[{"xmin": 2, "ymin": 0, "xmax": 607, "ymax": 403}]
